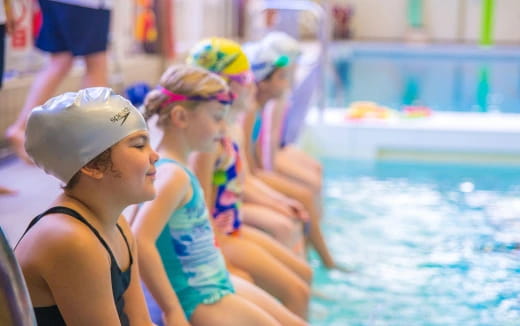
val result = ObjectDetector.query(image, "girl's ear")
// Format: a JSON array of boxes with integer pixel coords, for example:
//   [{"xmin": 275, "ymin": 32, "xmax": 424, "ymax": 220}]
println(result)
[
  {"xmin": 169, "ymin": 104, "xmax": 189, "ymax": 128},
  {"xmin": 79, "ymin": 166, "xmax": 104, "ymax": 180}
]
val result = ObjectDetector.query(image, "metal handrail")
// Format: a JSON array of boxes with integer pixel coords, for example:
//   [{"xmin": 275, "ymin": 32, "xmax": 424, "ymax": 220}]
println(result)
[
  {"xmin": 0, "ymin": 228, "xmax": 36, "ymax": 326},
  {"xmin": 256, "ymin": 0, "xmax": 330, "ymax": 112}
]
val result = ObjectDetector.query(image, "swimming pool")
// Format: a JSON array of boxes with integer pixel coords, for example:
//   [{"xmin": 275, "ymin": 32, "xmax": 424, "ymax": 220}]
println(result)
[
  {"xmin": 310, "ymin": 159, "xmax": 520, "ymax": 326},
  {"xmin": 327, "ymin": 43, "xmax": 520, "ymax": 113},
  {"xmin": 302, "ymin": 43, "xmax": 520, "ymax": 162}
]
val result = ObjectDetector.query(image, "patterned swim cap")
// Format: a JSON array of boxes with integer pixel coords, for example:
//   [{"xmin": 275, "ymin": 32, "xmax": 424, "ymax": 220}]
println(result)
[
  {"xmin": 262, "ymin": 31, "xmax": 302, "ymax": 61},
  {"xmin": 243, "ymin": 41, "xmax": 290, "ymax": 82},
  {"xmin": 25, "ymin": 87, "xmax": 147, "ymax": 183},
  {"xmin": 187, "ymin": 37, "xmax": 250, "ymax": 76}
]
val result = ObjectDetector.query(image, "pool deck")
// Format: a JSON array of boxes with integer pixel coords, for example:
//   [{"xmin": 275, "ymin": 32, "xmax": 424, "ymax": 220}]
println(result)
[
  {"xmin": 0, "ymin": 156, "xmax": 60, "ymax": 246},
  {"xmin": 303, "ymin": 109, "xmax": 520, "ymax": 164}
]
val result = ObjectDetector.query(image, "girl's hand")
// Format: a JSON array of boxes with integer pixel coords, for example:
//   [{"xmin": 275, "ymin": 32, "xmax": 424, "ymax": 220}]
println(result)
[
  {"xmin": 284, "ymin": 197, "xmax": 310, "ymax": 222},
  {"xmin": 270, "ymin": 200, "xmax": 294, "ymax": 217}
]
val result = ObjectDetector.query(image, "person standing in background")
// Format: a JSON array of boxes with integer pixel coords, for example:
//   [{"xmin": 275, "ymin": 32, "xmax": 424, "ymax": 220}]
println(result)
[
  {"xmin": 1, "ymin": 0, "xmax": 17, "ymax": 195},
  {"xmin": 1, "ymin": 0, "xmax": 16, "ymax": 89},
  {"xmin": 5, "ymin": 0, "xmax": 112, "ymax": 163}
]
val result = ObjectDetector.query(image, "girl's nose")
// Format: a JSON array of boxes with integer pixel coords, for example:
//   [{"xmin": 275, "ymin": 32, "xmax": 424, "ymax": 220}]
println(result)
[{"xmin": 150, "ymin": 149, "xmax": 160, "ymax": 164}]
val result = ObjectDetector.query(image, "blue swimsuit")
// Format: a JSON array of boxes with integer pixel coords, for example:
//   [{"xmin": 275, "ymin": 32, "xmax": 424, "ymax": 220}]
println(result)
[{"xmin": 153, "ymin": 158, "xmax": 234, "ymax": 320}]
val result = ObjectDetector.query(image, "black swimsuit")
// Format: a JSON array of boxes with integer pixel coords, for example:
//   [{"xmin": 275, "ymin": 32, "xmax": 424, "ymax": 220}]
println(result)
[{"xmin": 15, "ymin": 206, "xmax": 132, "ymax": 326}]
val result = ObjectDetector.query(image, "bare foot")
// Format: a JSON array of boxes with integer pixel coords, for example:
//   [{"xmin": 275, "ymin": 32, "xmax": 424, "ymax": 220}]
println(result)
[
  {"xmin": 0, "ymin": 186, "xmax": 17, "ymax": 196},
  {"xmin": 324, "ymin": 261, "xmax": 354, "ymax": 273},
  {"xmin": 5, "ymin": 124, "xmax": 33, "ymax": 164},
  {"xmin": 311, "ymin": 287, "xmax": 335, "ymax": 301},
  {"xmin": 331, "ymin": 263, "xmax": 354, "ymax": 273}
]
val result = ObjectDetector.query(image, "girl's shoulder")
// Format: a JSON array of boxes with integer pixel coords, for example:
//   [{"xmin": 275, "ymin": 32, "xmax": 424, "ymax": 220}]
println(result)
[
  {"xmin": 16, "ymin": 213, "xmax": 112, "ymax": 271},
  {"xmin": 157, "ymin": 159, "xmax": 191, "ymax": 185},
  {"xmin": 154, "ymin": 160, "xmax": 193, "ymax": 208}
]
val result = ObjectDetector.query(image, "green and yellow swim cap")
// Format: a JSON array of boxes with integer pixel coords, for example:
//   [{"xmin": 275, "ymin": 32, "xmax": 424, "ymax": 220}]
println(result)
[{"xmin": 187, "ymin": 37, "xmax": 250, "ymax": 76}]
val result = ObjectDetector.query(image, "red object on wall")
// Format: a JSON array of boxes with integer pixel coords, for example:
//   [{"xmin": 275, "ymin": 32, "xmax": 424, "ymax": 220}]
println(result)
[{"xmin": 32, "ymin": 7, "xmax": 42, "ymax": 39}]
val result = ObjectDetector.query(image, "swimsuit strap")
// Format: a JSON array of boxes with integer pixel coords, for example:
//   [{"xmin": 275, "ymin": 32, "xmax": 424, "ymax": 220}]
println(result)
[{"xmin": 16, "ymin": 206, "xmax": 132, "ymax": 267}]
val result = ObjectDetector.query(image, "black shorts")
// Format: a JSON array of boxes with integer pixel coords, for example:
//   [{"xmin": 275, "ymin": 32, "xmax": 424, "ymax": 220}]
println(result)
[{"xmin": 35, "ymin": 0, "xmax": 110, "ymax": 56}]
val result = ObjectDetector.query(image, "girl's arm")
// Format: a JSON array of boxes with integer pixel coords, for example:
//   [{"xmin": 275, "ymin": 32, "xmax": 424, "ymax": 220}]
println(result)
[
  {"xmin": 243, "ymin": 174, "xmax": 310, "ymax": 221},
  {"xmin": 189, "ymin": 150, "xmax": 219, "ymax": 213},
  {"xmin": 190, "ymin": 146, "xmax": 252, "ymax": 281},
  {"xmin": 241, "ymin": 108, "xmax": 260, "ymax": 173},
  {"xmin": 117, "ymin": 217, "xmax": 155, "ymax": 326},
  {"xmin": 131, "ymin": 165, "xmax": 191, "ymax": 326},
  {"xmin": 189, "ymin": 149, "xmax": 235, "ymax": 253},
  {"xmin": 36, "ymin": 221, "xmax": 125, "ymax": 325},
  {"xmin": 233, "ymin": 123, "xmax": 307, "ymax": 220},
  {"xmin": 269, "ymin": 98, "xmax": 287, "ymax": 157},
  {"xmin": 243, "ymin": 175, "xmax": 290, "ymax": 214}
]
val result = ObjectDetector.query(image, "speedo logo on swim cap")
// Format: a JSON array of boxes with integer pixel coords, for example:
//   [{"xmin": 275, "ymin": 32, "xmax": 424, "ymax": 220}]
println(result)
[{"xmin": 110, "ymin": 107, "xmax": 131, "ymax": 125}]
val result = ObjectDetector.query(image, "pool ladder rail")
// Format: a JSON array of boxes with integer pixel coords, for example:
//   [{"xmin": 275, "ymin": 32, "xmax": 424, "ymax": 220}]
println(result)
[{"xmin": 0, "ymin": 228, "xmax": 37, "ymax": 325}]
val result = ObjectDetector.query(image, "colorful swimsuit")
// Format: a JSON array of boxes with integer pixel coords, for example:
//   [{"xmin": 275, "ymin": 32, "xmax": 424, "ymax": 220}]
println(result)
[
  {"xmin": 154, "ymin": 158, "xmax": 234, "ymax": 320},
  {"xmin": 212, "ymin": 137, "xmax": 243, "ymax": 235}
]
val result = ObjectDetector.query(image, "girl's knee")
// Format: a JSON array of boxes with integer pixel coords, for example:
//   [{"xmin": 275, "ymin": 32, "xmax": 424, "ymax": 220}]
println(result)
[
  {"xmin": 295, "ymin": 188, "xmax": 314, "ymax": 206},
  {"xmin": 301, "ymin": 264, "xmax": 313, "ymax": 284},
  {"xmin": 308, "ymin": 176, "xmax": 323, "ymax": 192},
  {"xmin": 284, "ymin": 279, "xmax": 310, "ymax": 304},
  {"xmin": 272, "ymin": 219, "xmax": 297, "ymax": 242}
]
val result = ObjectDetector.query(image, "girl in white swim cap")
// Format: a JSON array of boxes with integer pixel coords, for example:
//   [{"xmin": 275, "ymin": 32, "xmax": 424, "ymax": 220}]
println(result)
[{"xmin": 16, "ymin": 87, "xmax": 158, "ymax": 326}]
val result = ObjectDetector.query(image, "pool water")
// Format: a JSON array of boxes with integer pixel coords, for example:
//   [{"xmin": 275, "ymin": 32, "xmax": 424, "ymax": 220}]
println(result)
[
  {"xmin": 309, "ymin": 159, "xmax": 520, "ymax": 326},
  {"xmin": 327, "ymin": 45, "xmax": 520, "ymax": 113}
]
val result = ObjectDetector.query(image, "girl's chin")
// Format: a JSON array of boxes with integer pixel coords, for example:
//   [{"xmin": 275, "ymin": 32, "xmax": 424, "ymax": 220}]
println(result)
[{"xmin": 134, "ymin": 188, "xmax": 157, "ymax": 203}]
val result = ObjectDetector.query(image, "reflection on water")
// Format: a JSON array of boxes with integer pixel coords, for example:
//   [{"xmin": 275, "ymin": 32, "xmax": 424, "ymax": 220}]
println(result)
[{"xmin": 310, "ymin": 159, "xmax": 520, "ymax": 326}]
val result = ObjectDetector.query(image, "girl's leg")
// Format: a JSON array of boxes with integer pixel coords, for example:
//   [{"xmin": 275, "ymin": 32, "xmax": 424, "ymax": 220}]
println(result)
[
  {"xmin": 241, "ymin": 225, "xmax": 312, "ymax": 283},
  {"xmin": 231, "ymin": 275, "xmax": 308, "ymax": 326},
  {"xmin": 241, "ymin": 203, "xmax": 304, "ymax": 253},
  {"xmin": 255, "ymin": 170, "xmax": 336, "ymax": 269},
  {"xmin": 221, "ymin": 236, "xmax": 310, "ymax": 318},
  {"xmin": 5, "ymin": 52, "xmax": 74, "ymax": 163},
  {"xmin": 281, "ymin": 145, "xmax": 322, "ymax": 173},
  {"xmin": 191, "ymin": 293, "xmax": 280, "ymax": 326},
  {"xmin": 274, "ymin": 147, "xmax": 322, "ymax": 191},
  {"xmin": 82, "ymin": 51, "xmax": 108, "ymax": 87},
  {"xmin": 227, "ymin": 262, "xmax": 254, "ymax": 284}
]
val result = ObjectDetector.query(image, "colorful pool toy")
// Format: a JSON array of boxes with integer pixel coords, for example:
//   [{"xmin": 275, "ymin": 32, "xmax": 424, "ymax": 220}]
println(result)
[
  {"xmin": 345, "ymin": 101, "xmax": 397, "ymax": 121},
  {"xmin": 402, "ymin": 105, "xmax": 432, "ymax": 118}
]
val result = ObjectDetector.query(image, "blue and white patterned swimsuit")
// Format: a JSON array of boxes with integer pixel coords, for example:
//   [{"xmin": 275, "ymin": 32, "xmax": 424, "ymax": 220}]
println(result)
[{"xmin": 154, "ymin": 158, "xmax": 234, "ymax": 320}]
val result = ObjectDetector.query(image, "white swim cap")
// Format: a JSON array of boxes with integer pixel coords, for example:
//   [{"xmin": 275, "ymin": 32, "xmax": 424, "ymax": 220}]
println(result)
[
  {"xmin": 243, "ymin": 41, "xmax": 290, "ymax": 82},
  {"xmin": 262, "ymin": 31, "xmax": 301, "ymax": 61},
  {"xmin": 25, "ymin": 87, "xmax": 148, "ymax": 184}
]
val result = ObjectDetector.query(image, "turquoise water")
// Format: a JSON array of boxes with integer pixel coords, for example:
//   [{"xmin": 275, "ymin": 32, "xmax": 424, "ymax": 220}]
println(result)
[
  {"xmin": 309, "ymin": 159, "xmax": 520, "ymax": 326},
  {"xmin": 327, "ymin": 45, "xmax": 520, "ymax": 113}
]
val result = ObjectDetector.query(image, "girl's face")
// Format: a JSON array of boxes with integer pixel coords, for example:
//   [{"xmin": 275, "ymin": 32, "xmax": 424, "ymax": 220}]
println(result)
[
  {"xmin": 106, "ymin": 130, "xmax": 159, "ymax": 204},
  {"xmin": 259, "ymin": 67, "xmax": 290, "ymax": 100},
  {"xmin": 186, "ymin": 101, "xmax": 227, "ymax": 152},
  {"xmin": 229, "ymin": 79, "xmax": 257, "ymax": 115}
]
